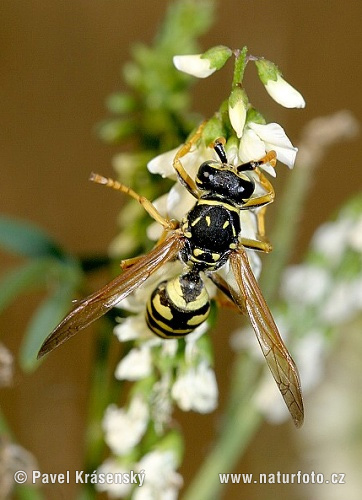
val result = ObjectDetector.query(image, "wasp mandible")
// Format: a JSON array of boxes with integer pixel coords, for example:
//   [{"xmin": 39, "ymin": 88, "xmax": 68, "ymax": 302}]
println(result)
[{"xmin": 38, "ymin": 124, "xmax": 304, "ymax": 428}]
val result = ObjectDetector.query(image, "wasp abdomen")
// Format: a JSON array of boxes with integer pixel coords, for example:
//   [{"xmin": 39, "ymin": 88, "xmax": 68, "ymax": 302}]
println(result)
[{"xmin": 146, "ymin": 272, "xmax": 210, "ymax": 339}]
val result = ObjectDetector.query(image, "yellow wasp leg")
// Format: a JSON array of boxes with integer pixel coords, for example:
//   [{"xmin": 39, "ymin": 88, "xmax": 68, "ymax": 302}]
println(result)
[
  {"xmin": 240, "ymin": 203, "xmax": 273, "ymax": 252},
  {"xmin": 241, "ymin": 151, "xmax": 277, "ymax": 209},
  {"xmin": 239, "ymin": 237, "xmax": 272, "ymax": 253},
  {"xmin": 173, "ymin": 122, "xmax": 206, "ymax": 198},
  {"xmin": 90, "ymin": 173, "xmax": 178, "ymax": 231}
]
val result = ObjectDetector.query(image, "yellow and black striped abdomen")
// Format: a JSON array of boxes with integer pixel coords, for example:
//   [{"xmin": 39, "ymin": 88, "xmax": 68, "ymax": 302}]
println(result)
[{"xmin": 145, "ymin": 272, "xmax": 210, "ymax": 339}]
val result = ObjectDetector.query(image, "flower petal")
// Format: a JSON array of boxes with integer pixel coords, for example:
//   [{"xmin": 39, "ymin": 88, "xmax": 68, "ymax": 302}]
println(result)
[
  {"xmin": 238, "ymin": 128, "xmax": 266, "ymax": 163},
  {"xmin": 148, "ymin": 148, "xmax": 179, "ymax": 179},
  {"xmin": 265, "ymin": 75, "xmax": 306, "ymax": 109},
  {"xmin": 264, "ymin": 141, "xmax": 298, "ymax": 168},
  {"xmin": 103, "ymin": 397, "xmax": 149, "ymax": 455},
  {"xmin": 172, "ymin": 362, "xmax": 218, "ymax": 413},
  {"xmin": 115, "ymin": 346, "xmax": 153, "ymax": 381},
  {"xmin": 228, "ymin": 88, "xmax": 247, "ymax": 138},
  {"xmin": 173, "ymin": 54, "xmax": 216, "ymax": 78},
  {"xmin": 249, "ymin": 122, "xmax": 298, "ymax": 168}
]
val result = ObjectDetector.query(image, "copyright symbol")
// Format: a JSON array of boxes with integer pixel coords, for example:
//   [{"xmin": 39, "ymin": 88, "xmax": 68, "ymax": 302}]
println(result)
[{"xmin": 14, "ymin": 470, "xmax": 27, "ymax": 484}]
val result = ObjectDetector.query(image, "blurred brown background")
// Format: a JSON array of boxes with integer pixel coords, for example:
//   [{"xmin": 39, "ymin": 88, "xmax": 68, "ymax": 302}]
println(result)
[{"xmin": 1, "ymin": 1, "xmax": 362, "ymax": 499}]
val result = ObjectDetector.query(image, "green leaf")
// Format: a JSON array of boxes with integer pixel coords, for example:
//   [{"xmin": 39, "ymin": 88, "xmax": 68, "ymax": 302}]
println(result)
[
  {"xmin": 0, "ymin": 216, "xmax": 63, "ymax": 258},
  {"xmin": 19, "ymin": 282, "xmax": 77, "ymax": 372},
  {"xmin": 0, "ymin": 259, "xmax": 58, "ymax": 315}
]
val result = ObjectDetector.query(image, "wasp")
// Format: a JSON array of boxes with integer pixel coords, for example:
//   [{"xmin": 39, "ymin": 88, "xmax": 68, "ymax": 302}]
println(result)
[{"xmin": 38, "ymin": 125, "xmax": 304, "ymax": 427}]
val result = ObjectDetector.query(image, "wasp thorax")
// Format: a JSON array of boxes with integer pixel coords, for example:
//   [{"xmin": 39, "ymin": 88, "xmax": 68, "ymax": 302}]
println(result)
[{"xmin": 196, "ymin": 161, "xmax": 255, "ymax": 204}]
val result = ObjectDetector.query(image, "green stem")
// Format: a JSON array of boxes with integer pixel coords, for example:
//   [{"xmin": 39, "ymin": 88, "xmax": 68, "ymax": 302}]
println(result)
[
  {"xmin": 232, "ymin": 46, "xmax": 248, "ymax": 87},
  {"xmin": 183, "ymin": 355, "xmax": 262, "ymax": 500},
  {"xmin": 182, "ymin": 393, "xmax": 262, "ymax": 500}
]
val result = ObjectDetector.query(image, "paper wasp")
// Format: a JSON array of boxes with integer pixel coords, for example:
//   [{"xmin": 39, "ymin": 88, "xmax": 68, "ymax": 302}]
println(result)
[{"xmin": 38, "ymin": 125, "xmax": 304, "ymax": 427}]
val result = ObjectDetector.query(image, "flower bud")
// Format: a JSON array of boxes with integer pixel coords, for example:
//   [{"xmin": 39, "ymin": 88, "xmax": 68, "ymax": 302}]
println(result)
[
  {"xmin": 255, "ymin": 59, "xmax": 305, "ymax": 109},
  {"xmin": 228, "ymin": 87, "xmax": 248, "ymax": 138},
  {"xmin": 173, "ymin": 45, "xmax": 232, "ymax": 78}
]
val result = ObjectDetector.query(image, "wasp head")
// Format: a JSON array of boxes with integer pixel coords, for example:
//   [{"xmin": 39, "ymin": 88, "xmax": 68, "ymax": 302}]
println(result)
[{"xmin": 195, "ymin": 139, "xmax": 255, "ymax": 205}]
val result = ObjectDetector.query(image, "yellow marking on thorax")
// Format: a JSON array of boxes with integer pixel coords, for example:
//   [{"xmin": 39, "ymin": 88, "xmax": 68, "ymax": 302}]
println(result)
[
  {"xmin": 205, "ymin": 216, "xmax": 211, "ymax": 226},
  {"xmin": 191, "ymin": 216, "xmax": 201, "ymax": 227},
  {"xmin": 193, "ymin": 248, "xmax": 204, "ymax": 257},
  {"xmin": 197, "ymin": 198, "xmax": 239, "ymax": 213},
  {"xmin": 223, "ymin": 220, "xmax": 230, "ymax": 229}
]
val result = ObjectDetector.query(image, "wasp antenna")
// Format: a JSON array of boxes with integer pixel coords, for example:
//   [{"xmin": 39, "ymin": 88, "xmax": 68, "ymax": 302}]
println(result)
[
  {"xmin": 213, "ymin": 137, "xmax": 227, "ymax": 164},
  {"xmin": 89, "ymin": 172, "xmax": 109, "ymax": 185}
]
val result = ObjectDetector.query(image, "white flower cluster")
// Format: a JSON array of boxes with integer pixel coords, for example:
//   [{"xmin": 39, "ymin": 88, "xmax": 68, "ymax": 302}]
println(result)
[
  {"xmin": 174, "ymin": 47, "xmax": 305, "ymax": 109},
  {"xmin": 97, "ymin": 450, "xmax": 182, "ymax": 500}
]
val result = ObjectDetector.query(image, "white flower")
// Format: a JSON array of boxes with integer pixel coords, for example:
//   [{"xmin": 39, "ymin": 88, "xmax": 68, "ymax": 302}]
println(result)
[
  {"xmin": 264, "ymin": 74, "xmax": 306, "ymax": 109},
  {"xmin": 311, "ymin": 218, "xmax": 353, "ymax": 264},
  {"xmin": 293, "ymin": 330, "xmax": 327, "ymax": 391},
  {"xmin": 150, "ymin": 373, "xmax": 174, "ymax": 432},
  {"xmin": 103, "ymin": 397, "xmax": 149, "ymax": 456},
  {"xmin": 114, "ymin": 314, "xmax": 161, "ymax": 345},
  {"xmin": 239, "ymin": 128, "xmax": 268, "ymax": 161},
  {"xmin": 246, "ymin": 122, "xmax": 298, "ymax": 168},
  {"xmin": 134, "ymin": 450, "xmax": 183, "ymax": 500},
  {"xmin": 115, "ymin": 346, "xmax": 153, "ymax": 381},
  {"xmin": 96, "ymin": 459, "xmax": 133, "ymax": 498},
  {"xmin": 346, "ymin": 214, "xmax": 362, "ymax": 253},
  {"xmin": 173, "ymin": 46, "xmax": 232, "ymax": 79},
  {"xmin": 148, "ymin": 147, "xmax": 179, "ymax": 179},
  {"xmin": 320, "ymin": 280, "xmax": 359, "ymax": 325},
  {"xmin": 281, "ymin": 265, "xmax": 331, "ymax": 306},
  {"xmin": 173, "ymin": 54, "xmax": 216, "ymax": 78},
  {"xmin": 171, "ymin": 361, "xmax": 218, "ymax": 413},
  {"xmin": 184, "ymin": 322, "xmax": 211, "ymax": 363},
  {"xmin": 147, "ymin": 141, "xmax": 213, "ymax": 181},
  {"xmin": 255, "ymin": 58, "xmax": 305, "ymax": 109}
]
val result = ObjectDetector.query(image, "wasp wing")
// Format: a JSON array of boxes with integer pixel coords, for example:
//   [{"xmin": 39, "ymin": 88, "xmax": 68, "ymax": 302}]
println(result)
[
  {"xmin": 38, "ymin": 233, "xmax": 185, "ymax": 359},
  {"xmin": 229, "ymin": 248, "xmax": 304, "ymax": 428}
]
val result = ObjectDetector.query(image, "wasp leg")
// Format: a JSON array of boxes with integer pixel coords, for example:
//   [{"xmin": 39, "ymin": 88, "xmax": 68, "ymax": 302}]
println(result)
[
  {"xmin": 90, "ymin": 173, "xmax": 178, "ymax": 231},
  {"xmin": 120, "ymin": 256, "xmax": 142, "ymax": 270},
  {"xmin": 237, "ymin": 150, "xmax": 277, "ymax": 173},
  {"xmin": 241, "ymin": 169, "xmax": 275, "ymax": 209},
  {"xmin": 173, "ymin": 122, "xmax": 206, "ymax": 198},
  {"xmin": 239, "ymin": 237, "xmax": 272, "ymax": 253},
  {"xmin": 238, "ymin": 151, "xmax": 277, "ymax": 209},
  {"xmin": 255, "ymin": 205, "xmax": 267, "ymax": 238},
  {"xmin": 241, "ymin": 196, "xmax": 273, "ymax": 252}
]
